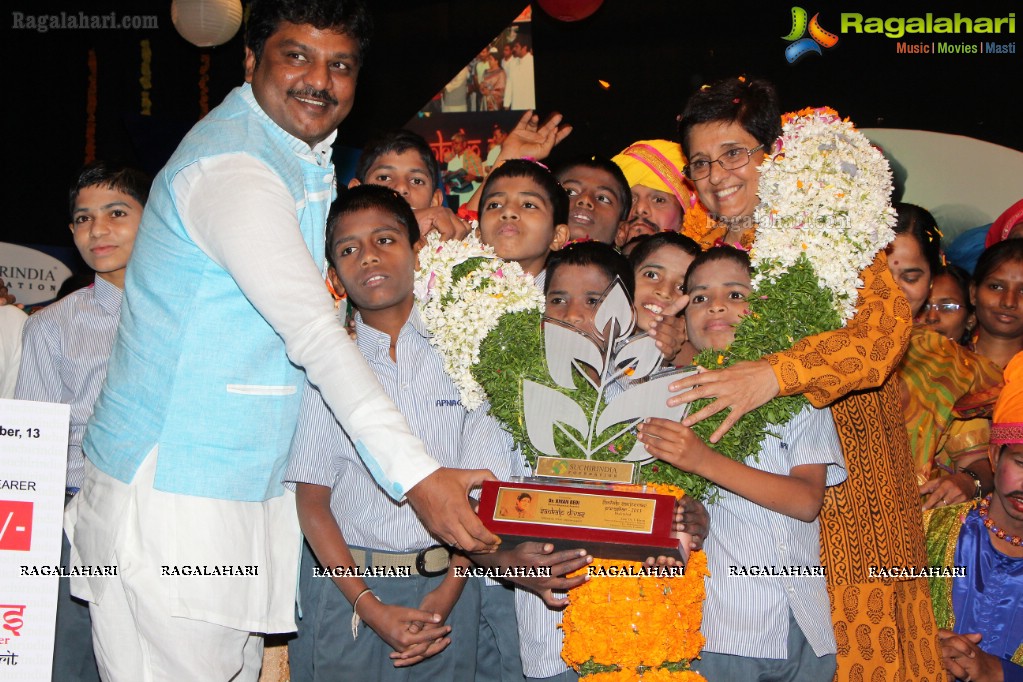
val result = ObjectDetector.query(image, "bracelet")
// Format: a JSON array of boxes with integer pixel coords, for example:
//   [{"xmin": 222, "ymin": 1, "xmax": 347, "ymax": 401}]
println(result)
[
  {"xmin": 351, "ymin": 588, "xmax": 376, "ymax": 640},
  {"xmin": 957, "ymin": 467, "xmax": 983, "ymax": 499}
]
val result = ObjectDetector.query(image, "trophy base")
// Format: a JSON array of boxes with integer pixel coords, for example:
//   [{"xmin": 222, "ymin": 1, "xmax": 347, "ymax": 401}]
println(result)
[{"xmin": 477, "ymin": 479, "xmax": 684, "ymax": 563}]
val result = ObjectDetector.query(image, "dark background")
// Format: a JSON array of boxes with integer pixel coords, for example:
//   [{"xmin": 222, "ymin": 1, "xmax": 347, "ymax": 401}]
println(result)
[{"xmin": 3, "ymin": 0, "xmax": 1020, "ymax": 250}]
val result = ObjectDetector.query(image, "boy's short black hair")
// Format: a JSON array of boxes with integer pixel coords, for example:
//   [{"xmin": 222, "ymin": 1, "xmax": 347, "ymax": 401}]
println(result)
[
  {"xmin": 354, "ymin": 129, "xmax": 440, "ymax": 191},
  {"xmin": 482, "ymin": 159, "xmax": 568, "ymax": 227},
  {"xmin": 246, "ymin": 0, "xmax": 372, "ymax": 65},
  {"xmin": 683, "ymin": 246, "xmax": 752, "ymax": 293},
  {"xmin": 626, "ymin": 232, "xmax": 701, "ymax": 270},
  {"xmin": 545, "ymin": 241, "xmax": 635, "ymax": 298},
  {"xmin": 325, "ymin": 184, "xmax": 419, "ymax": 270},
  {"xmin": 677, "ymin": 76, "xmax": 782, "ymax": 159},
  {"xmin": 555, "ymin": 155, "xmax": 632, "ymax": 222},
  {"xmin": 69, "ymin": 161, "xmax": 151, "ymax": 217}
]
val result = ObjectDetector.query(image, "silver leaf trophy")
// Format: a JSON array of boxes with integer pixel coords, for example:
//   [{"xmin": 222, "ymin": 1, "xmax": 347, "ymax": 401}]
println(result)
[{"xmin": 477, "ymin": 279, "xmax": 696, "ymax": 562}]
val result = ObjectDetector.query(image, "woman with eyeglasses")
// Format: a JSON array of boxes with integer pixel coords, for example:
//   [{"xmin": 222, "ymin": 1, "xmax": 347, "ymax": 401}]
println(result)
[
  {"xmin": 669, "ymin": 77, "xmax": 944, "ymax": 682},
  {"xmin": 888, "ymin": 203, "xmax": 1000, "ymax": 513},
  {"xmin": 676, "ymin": 78, "xmax": 775, "ymax": 250},
  {"xmin": 922, "ymin": 264, "xmax": 976, "ymax": 344}
]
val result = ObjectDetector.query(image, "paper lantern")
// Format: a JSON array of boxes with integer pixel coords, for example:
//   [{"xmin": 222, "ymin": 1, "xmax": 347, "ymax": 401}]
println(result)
[
  {"xmin": 172, "ymin": 0, "xmax": 243, "ymax": 47},
  {"xmin": 536, "ymin": 0, "xmax": 604, "ymax": 22}
]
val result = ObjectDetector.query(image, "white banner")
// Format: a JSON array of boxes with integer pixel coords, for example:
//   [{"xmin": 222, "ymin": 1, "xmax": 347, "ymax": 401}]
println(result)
[
  {"xmin": 0, "ymin": 398, "xmax": 70, "ymax": 680},
  {"xmin": 0, "ymin": 243, "xmax": 72, "ymax": 307}
]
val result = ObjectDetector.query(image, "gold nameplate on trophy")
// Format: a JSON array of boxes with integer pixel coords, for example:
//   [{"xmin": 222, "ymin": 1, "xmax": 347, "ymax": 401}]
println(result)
[
  {"xmin": 490, "ymin": 485, "xmax": 656, "ymax": 533},
  {"xmin": 534, "ymin": 456, "xmax": 636, "ymax": 484}
]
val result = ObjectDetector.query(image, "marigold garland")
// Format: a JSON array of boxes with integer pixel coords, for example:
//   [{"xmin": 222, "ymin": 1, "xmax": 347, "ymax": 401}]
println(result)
[
  {"xmin": 417, "ymin": 244, "xmax": 711, "ymax": 678},
  {"xmin": 421, "ymin": 106, "xmax": 891, "ymax": 678},
  {"xmin": 680, "ymin": 199, "xmax": 711, "ymax": 247},
  {"xmin": 560, "ymin": 486, "xmax": 708, "ymax": 681}
]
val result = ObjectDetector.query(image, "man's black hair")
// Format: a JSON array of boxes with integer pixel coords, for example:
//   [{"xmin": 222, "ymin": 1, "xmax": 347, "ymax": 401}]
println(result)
[
  {"xmin": 545, "ymin": 241, "xmax": 634, "ymax": 298},
  {"xmin": 246, "ymin": 0, "xmax": 372, "ymax": 65}
]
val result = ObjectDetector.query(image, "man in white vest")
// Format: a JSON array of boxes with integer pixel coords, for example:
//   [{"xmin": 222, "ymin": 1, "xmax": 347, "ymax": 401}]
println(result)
[{"xmin": 67, "ymin": 0, "xmax": 498, "ymax": 678}]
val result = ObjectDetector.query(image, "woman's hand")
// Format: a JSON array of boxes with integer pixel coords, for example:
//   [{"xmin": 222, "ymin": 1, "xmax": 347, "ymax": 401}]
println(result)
[
  {"xmin": 666, "ymin": 360, "xmax": 780, "ymax": 442},
  {"xmin": 920, "ymin": 474, "xmax": 974, "ymax": 510}
]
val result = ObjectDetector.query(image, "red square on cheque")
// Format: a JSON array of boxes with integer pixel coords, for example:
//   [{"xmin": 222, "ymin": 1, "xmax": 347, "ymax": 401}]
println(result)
[{"xmin": 0, "ymin": 500, "xmax": 33, "ymax": 551}]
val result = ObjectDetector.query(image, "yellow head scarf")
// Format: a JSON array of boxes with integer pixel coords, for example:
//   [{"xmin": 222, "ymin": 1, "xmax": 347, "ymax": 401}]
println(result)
[
  {"xmin": 990, "ymin": 352, "xmax": 1023, "ymax": 444},
  {"xmin": 611, "ymin": 140, "xmax": 693, "ymax": 210}
]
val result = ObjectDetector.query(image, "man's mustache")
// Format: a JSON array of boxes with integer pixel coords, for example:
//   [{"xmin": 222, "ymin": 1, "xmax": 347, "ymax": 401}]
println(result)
[
  {"xmin": 628, "ymin": 216, "xmax": 658, "ymax": 231},
  {"xmin": 288, "ymin": 87, "xmax": 339, "ymax": 106}
]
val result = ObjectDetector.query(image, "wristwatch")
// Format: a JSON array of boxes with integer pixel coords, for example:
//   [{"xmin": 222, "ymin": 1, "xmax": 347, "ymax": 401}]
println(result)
[{"xmin": 957, "ymin": 467, "xmax": 983, "ymax": 499}]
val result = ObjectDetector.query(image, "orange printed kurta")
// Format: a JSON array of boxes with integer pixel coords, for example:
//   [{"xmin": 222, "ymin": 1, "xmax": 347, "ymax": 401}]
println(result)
[
  {"xmin": 768, "ymin": 253, "xmax": 922, "ymax": 579},
  {"xmin": 765, "ymin": 252, "xmax": 945, "ymax": 681}
]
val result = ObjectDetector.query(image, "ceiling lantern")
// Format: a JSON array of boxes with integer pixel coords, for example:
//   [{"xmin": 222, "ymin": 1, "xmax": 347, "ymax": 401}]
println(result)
[
  {"xmin": 172, "ymin": 0, "xmax": 243, "ymax": 47},
  {"xmin": 536, "ymin": 0, "xmax": 604, "ymax": 22}
]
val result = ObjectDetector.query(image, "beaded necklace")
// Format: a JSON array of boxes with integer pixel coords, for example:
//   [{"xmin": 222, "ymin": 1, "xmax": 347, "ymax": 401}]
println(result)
[{"xmin": 978, "ymin": 494, "xmax": 1023, "ymax": 547}]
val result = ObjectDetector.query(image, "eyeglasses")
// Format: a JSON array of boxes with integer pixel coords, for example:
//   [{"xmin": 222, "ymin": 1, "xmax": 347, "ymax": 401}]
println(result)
[
  {"xmin": 684, "ymin": 145, "xmax": 765, "ymax": 180},
  {"xmin": 922, "ymin": 302, "xmax": 963, "ymax": 314}
]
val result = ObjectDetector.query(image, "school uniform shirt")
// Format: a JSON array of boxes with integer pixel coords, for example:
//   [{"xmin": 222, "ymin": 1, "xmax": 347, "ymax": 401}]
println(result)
[
  {"xmin": 533, "ymin": 269, "xmax": 546, "ymax": 291},
  {"xmin": 701, "ymin": 404, "xmax": 846, "ymax": 659},
  {"xmin": 15, "ymin": 276, "xmax": 121, "ymax": 488},
  {"xmin": 285, "ymin": 307, "xmax": 514, "ymax": 551},
  {"xmin": 515, "ymin": 588, "xmax": 572, "ymax": 678}
]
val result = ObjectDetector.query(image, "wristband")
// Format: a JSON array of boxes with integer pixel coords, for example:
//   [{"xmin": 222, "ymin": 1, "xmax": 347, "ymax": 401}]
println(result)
[
  {"xmin": 957, "ymin": 467, "xmax": 983, "ymax": 499},
  {"xmin": 351, "ymin": 588, "xmax": 377, "ymax": 639}
]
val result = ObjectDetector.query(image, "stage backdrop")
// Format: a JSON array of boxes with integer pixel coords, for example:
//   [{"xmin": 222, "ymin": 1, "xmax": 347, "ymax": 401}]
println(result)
[{"xmin": 2, "ymin": 0, "xmax": 1019, "ymax": 301}]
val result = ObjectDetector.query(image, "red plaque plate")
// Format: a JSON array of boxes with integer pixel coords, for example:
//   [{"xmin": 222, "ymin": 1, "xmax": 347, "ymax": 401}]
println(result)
[{"xmin": 477, "ymin": 480, "xmax": 684, "ymax": 562}]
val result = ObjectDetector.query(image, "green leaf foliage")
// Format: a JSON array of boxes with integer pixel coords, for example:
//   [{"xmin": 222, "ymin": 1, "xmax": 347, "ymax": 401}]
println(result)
[
  {"xmin": 471, "ymin": 255, "xmax": 840, "ymax": 503},
  {"xmin": 685, "ymin": 256, "xmax": 841, "ymax": 500}
]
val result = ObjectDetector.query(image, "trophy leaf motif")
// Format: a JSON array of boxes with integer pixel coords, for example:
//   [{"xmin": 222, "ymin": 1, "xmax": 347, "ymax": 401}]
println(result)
[
  {"xmin": 610, "ymin": 333, "xmax": 663, "ymax": 383},
  {"xmin": 522, "ymin": 379, "xmax": 589, "ymax": 457},
  {"xmin": 597, "ymin": 371, "xmax": 695, "ymax": 463},
  {"xmin": 543, "ymin": 319, "xmax": 605, "ymax": 389},
  {"xmin": 522, "ymin": 279, "xmax": 690, "ymax": 464},
  {"xmin": 593, "ymin": 278, "xmax": 635, "ymax": 343}
]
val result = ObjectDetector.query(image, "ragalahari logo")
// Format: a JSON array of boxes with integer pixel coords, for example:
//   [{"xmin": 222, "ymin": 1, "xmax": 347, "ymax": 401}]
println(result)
[{"xmin": 783, "ymin": 7, "xmax": 839, "ymax": 63}]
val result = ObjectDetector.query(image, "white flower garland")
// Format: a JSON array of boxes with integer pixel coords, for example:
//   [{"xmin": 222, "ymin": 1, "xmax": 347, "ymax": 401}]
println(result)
[
  {"xmin": 414, "ymin": 232, "xmax": 545, "ymax": 410},
  {"xmin": 752, "ymin": 108, "xmax": 896, "ymax": 322}
]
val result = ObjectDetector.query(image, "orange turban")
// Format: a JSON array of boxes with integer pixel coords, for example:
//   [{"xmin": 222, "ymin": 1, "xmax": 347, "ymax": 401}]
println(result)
[
  {"xmin": 990, "ymin": 352, "xmax": 1023, "ymax": 444},
  {"xmin": 612, "ymin": 140, "xmax": 693, "ymax": 210}
]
